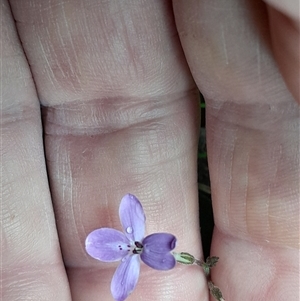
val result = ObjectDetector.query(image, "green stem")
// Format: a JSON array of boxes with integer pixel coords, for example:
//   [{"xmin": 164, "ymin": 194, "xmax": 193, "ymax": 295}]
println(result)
[{"xmin": 173, "ymin": 252, "xmax": 225, "ymax": 301}]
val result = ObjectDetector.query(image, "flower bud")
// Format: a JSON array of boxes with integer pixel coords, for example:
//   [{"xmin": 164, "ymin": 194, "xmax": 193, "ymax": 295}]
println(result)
[{"xmin": 173, "ymin": 252, "xmax": 196, "ymax": 265}]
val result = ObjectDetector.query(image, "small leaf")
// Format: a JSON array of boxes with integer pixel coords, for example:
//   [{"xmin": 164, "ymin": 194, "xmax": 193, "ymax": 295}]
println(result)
[
  {"xmin": 206, "ymin": 256, "xmax": 219, "ymax": 268},
  {"xmin": 208, "ymin": 281, "xmax": 225, "ymax": 301}
]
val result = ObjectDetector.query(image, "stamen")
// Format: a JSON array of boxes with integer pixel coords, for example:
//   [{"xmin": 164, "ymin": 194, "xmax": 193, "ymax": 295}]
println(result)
[
  {"xmin": 133, "ymin": 241, "xmax": 143, "ymax": 254},
  {"xmin": 135, "ymin": 241, "xmax": 143, "ymax": 248}
]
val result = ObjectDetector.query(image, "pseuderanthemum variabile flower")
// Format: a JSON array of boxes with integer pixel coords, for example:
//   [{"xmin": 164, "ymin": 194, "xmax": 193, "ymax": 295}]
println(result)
[{"xmin": 85, "ymin": 194, "xmax": 177, "ymax": 301}]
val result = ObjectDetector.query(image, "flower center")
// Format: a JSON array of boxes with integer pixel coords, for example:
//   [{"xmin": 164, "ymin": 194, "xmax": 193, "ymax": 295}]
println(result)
[{"xmin": 132, "ymin": 241, "xmax": 143, "ymax": 254}]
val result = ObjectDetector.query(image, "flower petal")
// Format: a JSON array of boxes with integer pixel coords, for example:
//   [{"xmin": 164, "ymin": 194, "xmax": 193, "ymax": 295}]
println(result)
[
  {"xmin": 111, "ymin": 255, "xmax": 140, "ymax": 301},
  {"xmin": 85, "ymin": 228, "xmax": 131, "ymax": 262},
  {"xmin": 119, "ymin": 194, "xmax": 145, "ymax": 242},
  {"xmin": 142, "ymin": 233, "xmax": 177, "ymax": 253},
  {"xmin": 141, "ymin": 233, "xmax": 177, "ymax": 270},
  {"xmin": 141, "ymin": 252, "xmax": 176, "ymax": 270}
]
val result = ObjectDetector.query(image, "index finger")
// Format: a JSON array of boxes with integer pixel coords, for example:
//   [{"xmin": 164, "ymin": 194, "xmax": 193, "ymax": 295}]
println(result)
[{"xmin": 9, "ymin": 1, "xmax": 204, "ymax": 300}]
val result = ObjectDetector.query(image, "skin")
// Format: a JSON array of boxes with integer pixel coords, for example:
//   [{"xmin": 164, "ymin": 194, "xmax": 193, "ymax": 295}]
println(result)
[{"xmin": 2, "ymin": 0, "xmax": 299, "ymax": 300}]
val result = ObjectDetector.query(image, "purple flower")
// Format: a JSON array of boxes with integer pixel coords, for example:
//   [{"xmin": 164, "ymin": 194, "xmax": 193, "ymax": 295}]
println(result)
[{"xmin": 85, "ymin": 194, "xmax": 177, "ymax": 301}]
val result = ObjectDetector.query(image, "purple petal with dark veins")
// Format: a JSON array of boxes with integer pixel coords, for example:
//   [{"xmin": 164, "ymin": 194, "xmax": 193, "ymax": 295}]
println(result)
[
  {"xmin": 119, "ymin": 194, "xmax": 145, "ymax": 242},
  {"xmin": 111, "ymin": 254, "xmax": 140, "ymax": 301},
  {"xmin": 85, "ymin": 228, "xmax": 131, "ymax": 262},
  {"xmin": 140, "ymin": 233, "xmax": 177, "ymax": 270}
]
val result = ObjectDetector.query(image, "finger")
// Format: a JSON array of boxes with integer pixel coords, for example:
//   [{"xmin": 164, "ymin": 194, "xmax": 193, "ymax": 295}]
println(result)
[
  {"xmin": 174, "ymin": 0, "xmax": 299, "ymax": 300},
  {"xmin": 10, "ymin": 1, "xmax": 204, "ymax": 300},
  {"xmin": 264, "ymin": 0, "xmax": 300, "ymax": 21},
  {"xmin": 2, "ymin": 0, "xmax": 71, "ymax": 299},
  {"xmin": 266, "ymin": 2, "xmax": 300, "ymax": 104}
]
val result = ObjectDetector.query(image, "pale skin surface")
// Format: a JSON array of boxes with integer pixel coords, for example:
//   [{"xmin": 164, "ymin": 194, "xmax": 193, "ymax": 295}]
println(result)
[{"xmin": 2, "ymin": 0, "xmax": 299, "ymax": 300}]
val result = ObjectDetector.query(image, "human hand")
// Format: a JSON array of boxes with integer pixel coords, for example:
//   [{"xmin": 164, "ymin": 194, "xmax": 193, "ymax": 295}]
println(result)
[{"xmin": 2, "ymin": 0, "xmax": 299, "ymax": 301}]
